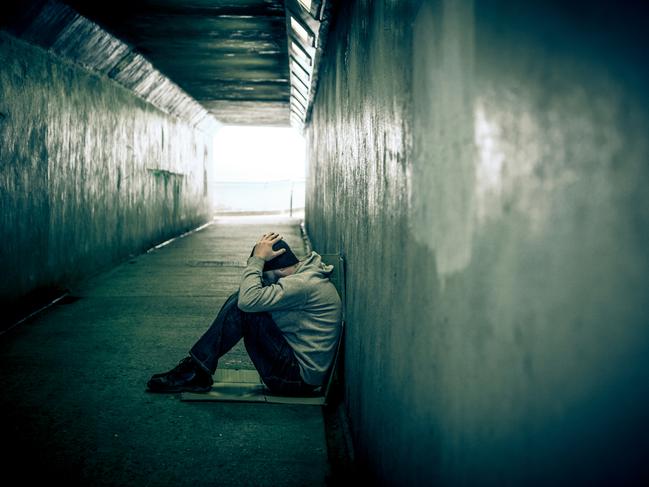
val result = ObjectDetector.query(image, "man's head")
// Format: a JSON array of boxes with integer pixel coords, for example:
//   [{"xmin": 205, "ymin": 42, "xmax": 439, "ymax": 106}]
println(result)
[
  {"xmin": 261, "ymin": 239, "xmax": 299, "ymax": 271},
  {"xmin": 250, "ymin": 237, "xmax": 299, "ymax": 282}
]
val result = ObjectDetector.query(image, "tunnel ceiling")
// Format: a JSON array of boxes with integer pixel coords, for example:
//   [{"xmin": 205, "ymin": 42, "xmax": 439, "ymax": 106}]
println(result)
[{"xmin": 59, "ymin": 0, "xmax": 330, "ymax": 127}]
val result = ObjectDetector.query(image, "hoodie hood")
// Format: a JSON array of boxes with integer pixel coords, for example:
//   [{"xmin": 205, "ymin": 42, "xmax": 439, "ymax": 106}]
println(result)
[{"xmin": 296, "ymin": 251, "xmax": 333, "ymax": 276}]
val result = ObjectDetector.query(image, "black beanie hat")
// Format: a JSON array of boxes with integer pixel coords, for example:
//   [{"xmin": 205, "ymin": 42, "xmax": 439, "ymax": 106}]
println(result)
[{"xmin": 250, "ymin": 239, "xmax": 299, "ymax": 271}]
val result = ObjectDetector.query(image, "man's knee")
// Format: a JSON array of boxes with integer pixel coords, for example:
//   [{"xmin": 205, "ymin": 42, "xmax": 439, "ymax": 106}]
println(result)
[
  {"xmin": 221, "ymin": 291, "xmax": 240, "ymax": 311},
  {"xmin": 212, "ymin": 291, "xmax": 243, "ymax": 325}
]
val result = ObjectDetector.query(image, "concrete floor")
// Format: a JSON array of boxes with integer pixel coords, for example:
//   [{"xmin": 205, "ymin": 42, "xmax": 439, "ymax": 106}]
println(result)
[{"xmin": 0, "ymin": 216, "xmax": 331, "ymax": 486}]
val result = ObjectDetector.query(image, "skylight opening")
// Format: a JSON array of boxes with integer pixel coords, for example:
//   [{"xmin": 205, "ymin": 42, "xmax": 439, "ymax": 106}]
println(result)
[
  {"xmin": 297, "ymin": 0, "xmax": 312, "ymax": 12},
  {"xmin": 290, "ymin": 16, "xmax": 313, "ymax": 46},
  {"xmin": 290, "ymin": 40, "xmax": 312, "ymax": 66}
]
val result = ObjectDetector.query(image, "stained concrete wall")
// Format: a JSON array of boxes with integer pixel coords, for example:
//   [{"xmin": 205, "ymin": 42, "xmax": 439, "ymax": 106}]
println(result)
[
  {"xmin": 305, "ymin": 0, "xmax": 649, "ymax": 485},
  {"xmin": 0, "ymin": 32, "xmax": 212, "ymax": 314}
]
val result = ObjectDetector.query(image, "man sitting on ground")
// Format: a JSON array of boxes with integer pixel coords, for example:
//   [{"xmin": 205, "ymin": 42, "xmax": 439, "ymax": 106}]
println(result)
[{"xmin": 147, "ymin": 232, "xmax": 342, "ymax": 396}]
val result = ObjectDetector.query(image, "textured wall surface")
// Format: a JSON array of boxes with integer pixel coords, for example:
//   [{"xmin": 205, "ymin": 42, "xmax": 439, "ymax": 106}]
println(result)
[
  {"xmin": 2, "ymin": 0, "xmax": 215, "ymax": 129},
  {"xmin": 306, "ymin": 0, "xmax": 649, "ymax": 485},
  {"xmin": 0, "ymin": 33, "xmax": 212, "ymax": 309}
]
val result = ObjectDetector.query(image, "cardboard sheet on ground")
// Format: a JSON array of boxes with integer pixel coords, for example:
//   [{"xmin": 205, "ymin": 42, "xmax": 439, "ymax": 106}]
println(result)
[{"xmin": 180, "ymin": 368, "xmax": 326, "ymax": 405}]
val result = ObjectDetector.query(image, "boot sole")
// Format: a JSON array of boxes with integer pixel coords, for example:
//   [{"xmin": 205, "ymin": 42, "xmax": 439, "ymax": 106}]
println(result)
[{"xmin": 146, "ymin": 383, "xmax": 212, "ymax": 393}]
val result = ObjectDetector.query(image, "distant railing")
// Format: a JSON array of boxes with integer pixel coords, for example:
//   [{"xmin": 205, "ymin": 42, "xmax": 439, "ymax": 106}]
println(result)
[{"xmin": 209, "ymin": 180, "xmax": 306, "ymax": 215}]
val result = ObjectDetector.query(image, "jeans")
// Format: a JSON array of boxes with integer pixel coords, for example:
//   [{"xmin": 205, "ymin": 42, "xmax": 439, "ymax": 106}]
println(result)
[{"xmin": 189, "ymin": 292, "xmax": 318, "ymax": 395}]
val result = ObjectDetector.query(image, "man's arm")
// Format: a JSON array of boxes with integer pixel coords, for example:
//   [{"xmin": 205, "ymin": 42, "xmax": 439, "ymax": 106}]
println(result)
[
  {"xmin": 237, "ymin": 233, "xmax": 305, "ymax": 312},
  {"xmin": 237, "ymin": 255, "xmax": 305, "ymax": 312}
]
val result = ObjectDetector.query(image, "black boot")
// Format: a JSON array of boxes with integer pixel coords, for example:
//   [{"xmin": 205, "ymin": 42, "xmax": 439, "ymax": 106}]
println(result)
[{"xmin": 147, "ymin": 357, "xmax": 213, "ymax": 393}]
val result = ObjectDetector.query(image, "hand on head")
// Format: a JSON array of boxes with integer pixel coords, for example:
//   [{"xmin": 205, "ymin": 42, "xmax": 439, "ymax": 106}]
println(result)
[{"xmin": 253, "ymin": 232, "xmax": 287, "ymax": 262}]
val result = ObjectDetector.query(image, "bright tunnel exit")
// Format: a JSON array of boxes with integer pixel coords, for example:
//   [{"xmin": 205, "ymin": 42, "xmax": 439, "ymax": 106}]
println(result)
[{"xmin": 210, "ymin": 125, "xmax": 306, "ymax": 216}]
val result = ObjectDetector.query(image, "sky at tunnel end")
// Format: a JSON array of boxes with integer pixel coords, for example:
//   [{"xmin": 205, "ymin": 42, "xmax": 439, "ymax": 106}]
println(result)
[{"xmin": 212, "ymin": 126, "xmax": 306, "ymax": 183}]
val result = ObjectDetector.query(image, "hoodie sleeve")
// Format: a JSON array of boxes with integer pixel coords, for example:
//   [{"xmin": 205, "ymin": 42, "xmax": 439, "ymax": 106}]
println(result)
[{"xmin": 237, "ymin": 256, "xmax": 307, "ymax": 312}]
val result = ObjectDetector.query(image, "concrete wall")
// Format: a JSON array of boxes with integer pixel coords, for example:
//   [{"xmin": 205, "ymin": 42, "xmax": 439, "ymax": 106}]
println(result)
[
  {"xmin": 0, "ymin": 32, "xmax": 212, "ymax": 312},
  {"xmin": 305, "ymin": 0, "xmax": 649, "ymax": 485}
]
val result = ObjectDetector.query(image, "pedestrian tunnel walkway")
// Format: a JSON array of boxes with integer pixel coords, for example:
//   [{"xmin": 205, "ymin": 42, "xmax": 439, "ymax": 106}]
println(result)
[
  {"xmin": 1, "ymin": 216, "xmax": 335, "ymax": 486},
  {"xmin": 2, "ymin": 1, "xmax": 649, "ymax": 485}
]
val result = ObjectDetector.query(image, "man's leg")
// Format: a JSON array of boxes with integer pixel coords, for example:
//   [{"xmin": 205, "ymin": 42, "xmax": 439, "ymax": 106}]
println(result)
[
  {"xmin": 147, "ymin": 292, "xmax": 244, "ymax": 392},
  {"xmin": 241, "ymin": 312, "xmax": 318, "ymax": 396},
  {"xmin": 189, "ymin": 292, "xmax": 247, "ymax": 374},
  {"xmin": 148, "ymin": 292, "xmax": 316, "ymax": 395}
]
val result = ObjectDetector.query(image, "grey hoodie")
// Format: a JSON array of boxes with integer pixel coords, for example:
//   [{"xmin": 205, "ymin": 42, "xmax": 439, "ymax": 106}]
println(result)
[{"xmin": 238, "ymin": 251, "xmax": 342, "ymax": 386}]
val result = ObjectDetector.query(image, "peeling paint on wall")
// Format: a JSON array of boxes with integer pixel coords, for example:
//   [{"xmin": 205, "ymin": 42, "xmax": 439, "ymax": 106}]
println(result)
[{"xmin": 412, "ymin": 0, "xmax": 476, "ymax": 278}]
